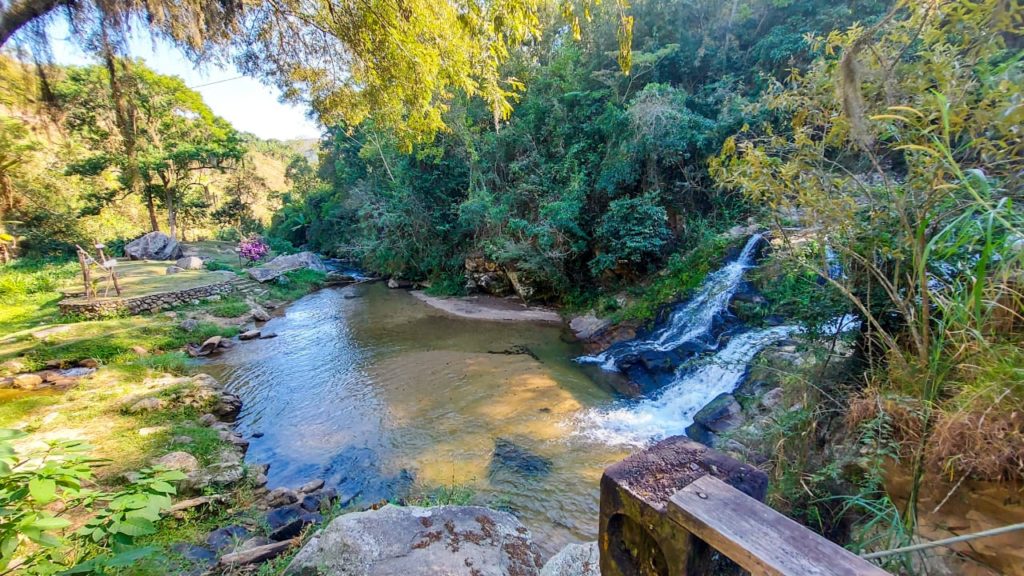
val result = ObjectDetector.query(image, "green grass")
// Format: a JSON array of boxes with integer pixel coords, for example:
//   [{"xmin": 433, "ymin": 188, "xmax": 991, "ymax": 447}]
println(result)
[
  {"xmin": 0, "ymin": 390, "xmax": 62, "ymax": 427},
  {"xmin": 267, "ymin": 268, "xmax": 327, "ymax": 300},
  {"xmin": 204, "ymin": 295, "xmax": 251, "ymax": 318},
  {"xmin": 0, "ymin": 253, "xmax": 332, "ymax": 575},
  {"xmin": 0, "ymin": 259, "xmax": 78, "ymax": 333}
]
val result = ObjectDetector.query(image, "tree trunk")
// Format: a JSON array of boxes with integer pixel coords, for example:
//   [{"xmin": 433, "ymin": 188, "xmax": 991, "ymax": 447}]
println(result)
[
  {"xmin": 101, "ymin": 29, "xmax": 145, "ymax": 217},
  {"xmin": 0, "ymin": 0, "xmax": 67, "ymax": 47},
  {"xmin": 146, "ymin": 192, "xmax": 160, "ymax": 232},
  {"xmin": 165, "ymin": 187, "xmax": 177, "ymax": 239}
]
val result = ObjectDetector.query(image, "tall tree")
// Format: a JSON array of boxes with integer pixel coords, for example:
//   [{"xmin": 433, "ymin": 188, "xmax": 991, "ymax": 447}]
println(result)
[{"xmin": 59, "ymin": 60, "xmax": 244, "ymax": 238}]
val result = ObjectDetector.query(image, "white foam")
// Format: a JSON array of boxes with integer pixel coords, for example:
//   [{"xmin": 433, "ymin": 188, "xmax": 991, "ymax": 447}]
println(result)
[
  {"xmin": 576, "ymin": 234, "xmax": 763, "ymax": 370},
  {"xmin": 576, "ymin": 325, "xmax": 800, "ymax": 446}
]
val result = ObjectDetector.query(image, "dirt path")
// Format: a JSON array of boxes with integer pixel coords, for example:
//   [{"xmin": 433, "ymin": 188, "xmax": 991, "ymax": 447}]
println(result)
[{"xmin": 410, "ymin": 291, "xmax": 562, "ymax": 323}]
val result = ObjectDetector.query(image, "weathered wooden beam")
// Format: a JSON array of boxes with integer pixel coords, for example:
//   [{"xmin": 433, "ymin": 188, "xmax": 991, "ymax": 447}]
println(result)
[
  {"xmin": 667, "ymin": 475, "xmax": 890, "ymax": 576},
  {"xmin": 599, "ymin": 435, "xmax": 768, "ymax": 576}
]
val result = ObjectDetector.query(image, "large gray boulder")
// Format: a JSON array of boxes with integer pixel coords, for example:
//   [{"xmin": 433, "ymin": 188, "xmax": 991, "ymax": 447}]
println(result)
[
  {"xmin": 125, "ymin": 231, "xmax": 183, "ymax": 261},
  {"xmin": 540, "ymin": 542, "xmax": 599, "ymax": 576},
  {"xmin": 247, "ymin": 251, "xmax": 327, "ymax": 283},
  {"xmin": 569, "ymin": 313, "xmax": 611, "ymax": 341},
  {"xmin": 284, "ymin": 505, "xmax": 543, "ymax": 576}
]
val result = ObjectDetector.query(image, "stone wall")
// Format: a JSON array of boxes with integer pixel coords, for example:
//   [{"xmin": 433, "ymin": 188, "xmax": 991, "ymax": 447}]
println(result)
[{"xmin": 59, "ymin": 281, "xmax": 235, "ymax": 318}]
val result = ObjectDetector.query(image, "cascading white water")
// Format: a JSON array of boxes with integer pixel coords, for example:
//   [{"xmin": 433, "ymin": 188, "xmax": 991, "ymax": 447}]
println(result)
[
  {"xmin": 574, "ymin": 234, "xmax": 862, "ymax": 446},
  {"xmin": 576, "ymin": 325, "xmax": 800, "ymax": 446},
  {"xmin": 577, "ymin": 234, "xmax": 765, "ymax": 371}
]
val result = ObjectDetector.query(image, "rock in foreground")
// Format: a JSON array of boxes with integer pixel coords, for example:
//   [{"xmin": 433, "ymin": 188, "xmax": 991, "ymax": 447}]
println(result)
[
  {"xmin": 247, "ymin": 251, "xmax": 327, "ymax": 283},
  {"xmin": 284, "ymin": 505, "xmax": 543, "ymax": 576},
  {"xmin": 540, "ymin": 542, "xmax": 599, "ymax": 576},
  {"xmin": 125, "ymin": 231, "xmax": 183, "ymax": 261}
]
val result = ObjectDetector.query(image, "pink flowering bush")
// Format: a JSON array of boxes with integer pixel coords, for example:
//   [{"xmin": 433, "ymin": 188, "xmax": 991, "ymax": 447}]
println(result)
[{"xmin": 238, "ymin": 236, "xmax": 270, "ymax": 265}]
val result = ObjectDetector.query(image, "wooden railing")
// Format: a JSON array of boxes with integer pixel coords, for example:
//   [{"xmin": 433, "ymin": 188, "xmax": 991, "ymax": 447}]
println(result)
[{"xmin": 599, "ymin": 436, "xmax": 889, "ymax": 576}]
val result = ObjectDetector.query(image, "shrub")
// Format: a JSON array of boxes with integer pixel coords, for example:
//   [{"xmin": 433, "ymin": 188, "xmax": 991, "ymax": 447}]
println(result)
[
  {"xmin": 237, "ymin": 236, "xmax": 270, "ymax": 266},
  {"xmin": 590, "ymin": 191, "xmax": 671, "ymax": 275}
]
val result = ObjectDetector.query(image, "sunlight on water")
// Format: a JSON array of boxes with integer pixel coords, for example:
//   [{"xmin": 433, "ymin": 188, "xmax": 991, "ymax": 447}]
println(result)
[{"xmin": 201, "ymin": 284, "xmax": 629, "ymax": 557}]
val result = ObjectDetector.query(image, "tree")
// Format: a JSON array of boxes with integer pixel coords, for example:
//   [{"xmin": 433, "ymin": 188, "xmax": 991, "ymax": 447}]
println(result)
[
  {"xmin": 3, "ymin": 0, "xmax": 632, "ymax": 146},
  {"xmin": 58, "ymin": 60, "xmax": 244, "ymax": 238}
]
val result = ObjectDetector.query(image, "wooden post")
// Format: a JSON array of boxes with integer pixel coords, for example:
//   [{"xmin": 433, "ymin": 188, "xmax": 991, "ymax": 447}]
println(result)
[
  {"xmin": 598, "ymin": 435, "xmax": 891, "ymax": 576},
  {"xmin": 598, "ymin": 436, "xmax": 768, "ymax": 576},
  {"xmin": 667, "ymin": 476, "xmax": 890, "ymax": 575},
  {"xmin": 76, "ymin": 248, "xmax": 94, "ymax": 299}
]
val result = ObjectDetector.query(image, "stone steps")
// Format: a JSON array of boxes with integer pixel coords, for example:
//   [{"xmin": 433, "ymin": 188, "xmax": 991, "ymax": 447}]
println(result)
[{"xmin": 226, "ymin": 276, "xmax": 269, "ymax": 299}]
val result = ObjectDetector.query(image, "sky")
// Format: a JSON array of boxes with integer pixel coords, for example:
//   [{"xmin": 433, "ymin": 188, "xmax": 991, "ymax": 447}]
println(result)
[{"xmin": 47, "ymin": 25, "xmax": 322, "ymax": 141}]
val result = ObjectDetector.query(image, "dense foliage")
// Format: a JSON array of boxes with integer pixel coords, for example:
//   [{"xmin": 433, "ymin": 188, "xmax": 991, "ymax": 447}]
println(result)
[
  {"xmin": 272, "ymin": 0, "xmax": 891, "ymax": 304},
  {"xmin": 715, "ymin": 0, "xmax": 1023, "ymax": 534}
]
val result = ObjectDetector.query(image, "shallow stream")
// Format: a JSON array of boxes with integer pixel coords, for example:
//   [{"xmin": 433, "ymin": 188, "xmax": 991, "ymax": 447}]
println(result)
[{"xmin": 202, "ymin": 284, "xmax": 630, "ymax": 556}]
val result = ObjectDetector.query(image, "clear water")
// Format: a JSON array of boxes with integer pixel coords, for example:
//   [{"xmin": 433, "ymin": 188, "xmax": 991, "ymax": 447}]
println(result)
[
  {"xmin": 199, "ymin": 240, "xmax": 820, "ymax": 557},
  {"xmin": 201, "ymin": 284, "xmax": 630, "ymax": 556}
]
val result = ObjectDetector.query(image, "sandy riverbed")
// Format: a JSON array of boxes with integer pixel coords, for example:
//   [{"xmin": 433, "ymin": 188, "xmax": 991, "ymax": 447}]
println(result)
[{"xmin": 410, "ymin": 291, "xmax": 562, "ymax": 323}]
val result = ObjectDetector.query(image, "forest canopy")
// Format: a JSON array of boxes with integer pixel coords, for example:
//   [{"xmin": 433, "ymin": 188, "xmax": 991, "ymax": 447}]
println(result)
[{"xmin": 1, "ymin": 0, "xmax": 634, "ymax": 144}]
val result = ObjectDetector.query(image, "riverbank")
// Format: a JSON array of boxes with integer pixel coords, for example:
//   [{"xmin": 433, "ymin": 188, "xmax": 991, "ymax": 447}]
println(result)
[{"xmin": 0, "ymin": 245, "xmax": 333, "ymax": 572}]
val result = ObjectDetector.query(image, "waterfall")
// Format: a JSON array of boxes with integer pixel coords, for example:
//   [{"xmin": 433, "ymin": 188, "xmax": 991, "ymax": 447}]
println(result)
[
  {"xmin": 577, "ymin": 234, "xmax": 765, "ymax": 371},
  {"xmin": 573, "ymin": 234, "xmax": 862, "ymax": 446},
  {"xmin": 576, "ymin": 325, "xmax": 800, "ymax": 446}
]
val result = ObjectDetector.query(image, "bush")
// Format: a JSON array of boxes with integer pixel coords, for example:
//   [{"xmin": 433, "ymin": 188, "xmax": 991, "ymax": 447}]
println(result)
[
  {"xmin": 214, "ymin": 227, "xmax": 242, "ymax": 243},
  {"xmin": 266, "ymin": 236, "xmax": 297, "ymax": 255},
  {"xmin": 238, "ymin": 236, "xmax": 270, "ymax": 266},
  {"xmin": 590, "ymin": 191, "xmax": 671, "ymax": 275}
]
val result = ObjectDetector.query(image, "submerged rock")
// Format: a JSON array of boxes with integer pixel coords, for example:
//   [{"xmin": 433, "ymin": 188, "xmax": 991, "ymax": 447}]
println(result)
[
  {"xmin": 284, "ymin": 505, "xmax": 543, "ymax": 576},
  {"xmin": 489, "ymin": 439, "xmax": 552, "ymax": 478}
]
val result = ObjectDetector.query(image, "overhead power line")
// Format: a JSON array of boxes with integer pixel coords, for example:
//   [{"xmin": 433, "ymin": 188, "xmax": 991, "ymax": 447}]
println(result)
[{"xmin": 188, "ymin": 75, "xmax": 245, "ymax": 89}]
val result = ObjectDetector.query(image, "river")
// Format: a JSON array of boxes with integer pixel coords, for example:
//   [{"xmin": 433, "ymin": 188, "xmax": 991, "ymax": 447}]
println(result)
[{"xmin": 201, "ymin": 283, "xmax": 631, "ymax": 556}]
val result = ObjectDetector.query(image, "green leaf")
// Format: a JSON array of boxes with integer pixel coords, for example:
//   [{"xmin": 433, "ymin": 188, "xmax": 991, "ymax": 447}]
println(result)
[
  {"xmin": 113, "ymin": 516, "xmax": 156, "ymax": 537},
  {"xmin": 147, "ymin": 480, "xmax": 175, "ymax": 494},
  {"xmin": 29, "ymin": 478, "xmax": 57, "ymax": 504},
  {"xmin": 30, "ymin": 516, "xmax": 71, "ymax": 531}
]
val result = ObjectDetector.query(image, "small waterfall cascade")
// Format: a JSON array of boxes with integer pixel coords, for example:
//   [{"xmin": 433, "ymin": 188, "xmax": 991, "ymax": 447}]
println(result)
[
  {"xmin": 574, "ymin": 233, "xmax": 809, "ymax": 445},
  {"xmin": 577, "ymin": 325, "xmax": 800, "ymax": 446},
  {"xmin": 577, "ymin": 234, "xmax": 765, "ymax": 371}
]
